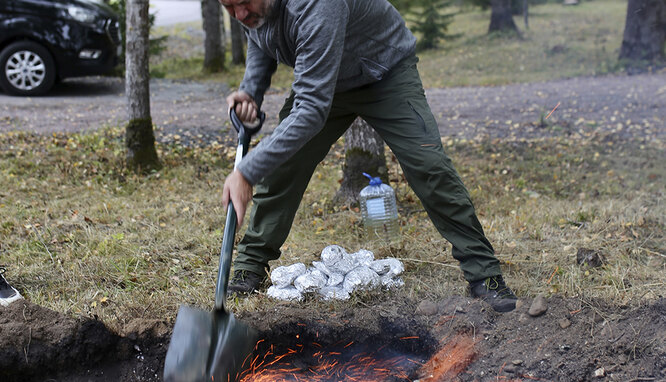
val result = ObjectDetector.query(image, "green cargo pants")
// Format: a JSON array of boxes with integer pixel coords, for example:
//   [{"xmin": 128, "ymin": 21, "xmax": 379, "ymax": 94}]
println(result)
[{"xmin": 233, "ymin": 55, "xmax": 502, "ymax": 283}]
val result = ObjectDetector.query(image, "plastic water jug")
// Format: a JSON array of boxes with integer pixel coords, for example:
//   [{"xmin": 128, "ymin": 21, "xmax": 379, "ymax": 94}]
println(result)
[{"xmin": 359, "ymin": 172, "xmax": 399, "ymax": 242}]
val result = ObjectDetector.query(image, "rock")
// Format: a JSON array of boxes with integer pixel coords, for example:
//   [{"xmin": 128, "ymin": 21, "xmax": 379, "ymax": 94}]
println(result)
[
  {"xmin": 515, "ymin": 299, "xmax": 525, "ymax": 310},
  {"xmin": 416, "ymin": 300, "xmax": 438, "ymax": 316},
  {"xmin": 455, "ymin": 306, "xmax": 465, "ymax": 313},
  {"xmin": 512, "ymin": 360, "xmax": 523, "ymax": 365},
  {"xmin": 528, "ymin": 295, "xmax": 548, "ymax": 317},
  {"xmin": 558, "ymin": 318, "xmax": 572, "ymax": 329},
  {"xmin": 594, "ymin": 367, "xmax": 605, "ymax": 377},
  {"xmin": 576, "ymin": 248, "xmax": 605, "ymax": 268},
  {"xmin": 503, "ymin": 364, "xmax": 516, "ymax": 374}
]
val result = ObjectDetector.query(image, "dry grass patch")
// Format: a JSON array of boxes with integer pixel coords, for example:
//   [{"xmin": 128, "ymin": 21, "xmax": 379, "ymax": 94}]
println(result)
[{"xmin": 0, "ymin": 129, "xmax": 663, "ymax": 330}]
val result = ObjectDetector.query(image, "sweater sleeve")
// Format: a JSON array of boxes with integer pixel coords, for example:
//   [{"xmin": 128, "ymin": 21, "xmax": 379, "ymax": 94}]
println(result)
[
  {"xmin": 239, "ymin": 37, "xmax": 277, "ymax": 109},
  {"xmin": 237, "ymin": 0, "xmax": 350, "ymax": 185}
]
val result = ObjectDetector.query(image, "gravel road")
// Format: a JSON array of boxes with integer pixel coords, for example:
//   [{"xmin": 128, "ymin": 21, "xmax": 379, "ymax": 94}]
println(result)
[{"xmin": 1, "ymin": 71, "xmax": 664, "ymax": 145}]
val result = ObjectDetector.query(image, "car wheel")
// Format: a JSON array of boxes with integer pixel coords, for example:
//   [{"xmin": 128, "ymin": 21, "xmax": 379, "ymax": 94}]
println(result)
[{"xmin": 0, "ymin": 41, "xmax": 56, "ymax": 96}]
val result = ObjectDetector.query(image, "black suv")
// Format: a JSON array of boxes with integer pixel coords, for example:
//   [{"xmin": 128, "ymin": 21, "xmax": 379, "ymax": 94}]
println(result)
[{"xmin": 0, "ymin": 0, "xmax": 121, "ymax": 96}]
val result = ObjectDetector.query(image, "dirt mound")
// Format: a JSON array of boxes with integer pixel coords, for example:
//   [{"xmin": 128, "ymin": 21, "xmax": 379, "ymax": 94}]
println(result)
[
  {"xmin": 0, "ymin": 300, "xmax": 169, "ymax": 382},
  {"xmin": 1, "ymin": 296, "xmax": 663, "ymax": 381}
]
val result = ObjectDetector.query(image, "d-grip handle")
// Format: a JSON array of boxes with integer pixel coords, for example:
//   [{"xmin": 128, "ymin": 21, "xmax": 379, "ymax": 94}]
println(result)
[{"xmin": 229, "ymin": 107, "xmax": 265, "ymax": 148}]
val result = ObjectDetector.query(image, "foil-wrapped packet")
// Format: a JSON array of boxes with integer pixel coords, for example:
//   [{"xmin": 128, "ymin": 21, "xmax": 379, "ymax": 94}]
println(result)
[
  {"xmin": 326, "ymin": 272, "xmax": 344, "ymax": 287},
  {"xmin": 329, "ymin": 256, "xmax": 357, "ymax": 274},
  {"xmin": 319, "ymin": 286, "xmax": 351, "ymax": 300},
  {"xmin": 267, "ymin": 285, "xmax": 303, "ymax": 301},
  {"xmin": 343, "ymin": 266, "xmax": 380, "ymax": 292},
  {"xmin": 270, "ymin": 263, "xmax": 307, "ymax": 287},
  {"xmin": 370, "ymin": 258, "xmax": 404, "ymax": 277},
  {"xmin": 348, "ymin": 249, "xmax": 374, "ymax": 266},
  {"xmin": 321, "ymin": 245, "xmax": 346, "ymax": 267},
  {"xmin": 381, "ymin": 276, "xmax": 405, "ymax": 289},
  {"xmin": 294, "ymin": 269, "xmax": 328, "ymax": 293}
]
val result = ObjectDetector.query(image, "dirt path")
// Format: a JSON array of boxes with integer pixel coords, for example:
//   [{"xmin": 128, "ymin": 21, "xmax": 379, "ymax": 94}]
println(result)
[{"xmin": 1, "ymin": 72, "xmax": 664, "ymax": 145}]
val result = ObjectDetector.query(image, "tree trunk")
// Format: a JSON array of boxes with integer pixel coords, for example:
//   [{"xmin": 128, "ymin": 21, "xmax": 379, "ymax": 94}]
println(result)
[
  {"xmin": 202, "ymin": 0, "xmax": 224, "ymax": 72},
  {"xmin": 125, "ymin": 0, "xmax": 160, "ymax": 173},
  {"xmin": 230, "ymin": 18, "xmax": 245, "ymax": 65},
  {"xmin": 619, "ymin": 0, "xmax": 666, "ymax": 64},
  {"xmin": 489, "ymin": 0, "xmax": 518, "ymax": 33},
  {"xmin": 334, "ymin": 118, "xmax": 387, "ymax": 206}
]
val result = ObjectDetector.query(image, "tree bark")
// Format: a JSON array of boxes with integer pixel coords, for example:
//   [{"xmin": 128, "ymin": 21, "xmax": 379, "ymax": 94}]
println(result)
[
  {"xmin": 619, "ymin": 0, "xmax": 666, "ymax": 64},
  {"xmin": 202, "ymin": 0, "xmax": 224, "ymax": 72},
  {"xmin": 230, "ymin": 18, "xmax": 246, "ymax": 66},
  {"xmin": 335, "ymin": 118, "xmax": 387, "ymax": 206},
  {"xmin": 489, "ymin": 0, "xmax": 518, "ymax": 33},
  {"xmin": 125, "ymin": 0, "xmax": 160, "ymax": 173}
]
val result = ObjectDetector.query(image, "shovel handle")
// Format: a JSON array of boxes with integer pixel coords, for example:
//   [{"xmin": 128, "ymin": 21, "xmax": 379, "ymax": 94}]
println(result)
[{"xmin": 215, "ymin": 107, "xmax": 265, "ymax": 311}]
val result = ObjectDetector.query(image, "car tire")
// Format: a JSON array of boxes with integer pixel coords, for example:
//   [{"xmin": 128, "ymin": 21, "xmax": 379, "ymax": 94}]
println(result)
[{"xmin": 0, "ymin": 41, "xmax": 56, "ymax": 96}]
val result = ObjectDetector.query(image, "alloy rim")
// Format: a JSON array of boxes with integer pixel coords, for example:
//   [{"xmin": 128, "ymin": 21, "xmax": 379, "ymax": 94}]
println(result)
[{"xmin": 5, "ymin": 50, "xmax": 46, "ymax": 90}]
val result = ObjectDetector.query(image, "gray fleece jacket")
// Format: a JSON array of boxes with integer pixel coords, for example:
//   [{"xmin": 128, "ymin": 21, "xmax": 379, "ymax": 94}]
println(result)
[{"xmin": 237, "ymin": 0, "xmax": 416, "ymax": 185}]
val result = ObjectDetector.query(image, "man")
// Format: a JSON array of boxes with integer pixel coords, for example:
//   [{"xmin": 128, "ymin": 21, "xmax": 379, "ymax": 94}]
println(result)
[
  {"xmin": 0, "ymin": 267, "xmax": 23, "ymax": 307},
  {"xmin": 221, "ymin": 0, "xmax": 518, "ymax": 312}
]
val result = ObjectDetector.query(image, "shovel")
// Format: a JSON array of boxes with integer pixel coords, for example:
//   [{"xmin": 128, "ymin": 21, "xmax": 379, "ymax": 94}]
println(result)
[{"xmin": 163, "ymin": 108, "xmax": 266, "ymax": 382}]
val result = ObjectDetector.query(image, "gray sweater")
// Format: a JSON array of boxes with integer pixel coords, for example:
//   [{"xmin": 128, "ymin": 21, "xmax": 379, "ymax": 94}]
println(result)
[{"xmin": 237, "ymin": 0, "xmax": 416, "ymax": 185}]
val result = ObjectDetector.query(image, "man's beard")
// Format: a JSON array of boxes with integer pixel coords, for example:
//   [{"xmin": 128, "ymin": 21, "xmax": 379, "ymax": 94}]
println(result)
[{"xmin": 244, "ymin": 0, "xmax": 277, "ymax": 29}]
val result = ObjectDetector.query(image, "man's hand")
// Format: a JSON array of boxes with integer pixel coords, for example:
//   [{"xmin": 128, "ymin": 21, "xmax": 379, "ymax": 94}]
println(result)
[
  {"xmin": 226, "ymin": 91, "xmax": 258, "ymax": 124},
  {"xmin": 222, "ymin": 170, "xmax": 253, "ymax": 226}
]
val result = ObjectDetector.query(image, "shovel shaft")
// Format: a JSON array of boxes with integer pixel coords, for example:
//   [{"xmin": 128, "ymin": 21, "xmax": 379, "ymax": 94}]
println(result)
[{"xmin": 214, "ymin": 109, "xmax": 265, "ymax": 311}]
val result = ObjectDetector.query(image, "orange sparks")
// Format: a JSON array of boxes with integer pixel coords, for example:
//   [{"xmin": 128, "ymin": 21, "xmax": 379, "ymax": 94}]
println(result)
[
  {"xmin": 399, "ymin": 336, "xmax": 419, "ymax": 340},
  {"xmin": 545, "ymin": 102, "xmax": 560, "ymax": 119}
]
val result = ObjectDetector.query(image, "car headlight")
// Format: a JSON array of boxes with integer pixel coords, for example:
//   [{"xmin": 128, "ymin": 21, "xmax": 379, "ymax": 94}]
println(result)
[{"xmin": 68, "ymin": 6, "xmax": 97, "ymax": 24}]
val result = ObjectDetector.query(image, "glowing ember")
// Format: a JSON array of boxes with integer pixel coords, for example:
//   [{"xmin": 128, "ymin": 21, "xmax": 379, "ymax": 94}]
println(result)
[
  {"xmin": 417, "ymin": 333, "xmax": 478, "ymax": 381},
  {"xmin": 235, "ymin": 338, "xmax": 425, "ymax": 382}
]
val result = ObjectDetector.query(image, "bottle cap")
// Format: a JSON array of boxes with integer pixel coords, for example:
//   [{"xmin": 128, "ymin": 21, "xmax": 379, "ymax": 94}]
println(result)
[{"xmin": 362, "ymin": 172, "xmax": 382, "ymax": 186}]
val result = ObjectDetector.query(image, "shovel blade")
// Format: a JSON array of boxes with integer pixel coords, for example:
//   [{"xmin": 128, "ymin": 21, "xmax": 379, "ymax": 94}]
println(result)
[{"xmin": 164, "ymin": 305, "xmax": 257, "ymax": 382}]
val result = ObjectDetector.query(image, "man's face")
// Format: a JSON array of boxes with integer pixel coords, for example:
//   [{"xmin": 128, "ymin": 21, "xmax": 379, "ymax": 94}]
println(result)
[{"xmin": 219, "ymin": 0, "xmax": 271, "ymax": 29}]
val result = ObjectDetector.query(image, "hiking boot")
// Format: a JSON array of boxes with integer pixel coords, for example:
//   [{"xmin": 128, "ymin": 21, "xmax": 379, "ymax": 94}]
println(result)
[
  {"xmin": 469, "ymin": 275, "xmax": 517, "ymax": 312},
  {"xmin": 0, "ymin": 267, "xmax": 23, "ymax": 307},
  {"xmin": 227, "ymin": 270, "xmax": 268, "ymax": 295}
]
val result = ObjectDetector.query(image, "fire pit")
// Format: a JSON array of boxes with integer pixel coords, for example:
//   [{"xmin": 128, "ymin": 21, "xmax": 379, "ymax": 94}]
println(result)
[{"xmin": 235, "ymin": 319, "xmax": 438, "ymax": 382}]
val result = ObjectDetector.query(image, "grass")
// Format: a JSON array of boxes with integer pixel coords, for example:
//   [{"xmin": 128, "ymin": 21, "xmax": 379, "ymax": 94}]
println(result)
[
  {"xmin": 149, "ymin": 0, "xmax": 629, "ymax": 89},
  {"xmin": 1, "ymin": 0, "xmax": 664, "ymax": 330},
  {"xmin": 1, "ymin": 128, "xmax": 663, "ymax": 330}
]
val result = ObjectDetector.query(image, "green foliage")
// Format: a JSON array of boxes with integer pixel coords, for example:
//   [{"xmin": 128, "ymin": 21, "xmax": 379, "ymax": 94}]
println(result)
[
  {"xmin": 410, "ymin": 0, "xmax": 460, "ymax": 51},
  {"xmin": 390, "ymin": 0, "xmax": 460, "ymax": 51},
  {"xmin": 108, "ymin": 0, "xmax": 167, "ymax": 70}
]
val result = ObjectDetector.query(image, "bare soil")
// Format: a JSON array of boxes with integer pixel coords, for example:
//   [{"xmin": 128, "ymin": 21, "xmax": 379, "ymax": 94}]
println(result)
[
  {"xmin": 0, "ymin": 71, "xmax": 664, "ymax": 381},
  {"xmin": 1, "ymin": 295, "xmax": 664, "ymax": 381}
]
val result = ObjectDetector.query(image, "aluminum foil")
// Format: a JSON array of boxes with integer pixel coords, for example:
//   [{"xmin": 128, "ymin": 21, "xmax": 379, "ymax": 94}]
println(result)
[
  {"xmin": 294, "ymin": 269, "xmax": 328, "ymax": 293},
  {"xmin": 266, "ymin": 246, "xmax": 406, "ymax": 301},
  {"xmin": 343, "ymin": 266, "xmax": 380, "ymax": 292},
  {"xmin": 321, "ymin": 245, "xmax": 346, "ymax": 266},
  {"xmin": 270, "ymin": 263, "xmax": 307, "ymax": 287},
  {"xmin": 319, "ymin": 286, "xmax": 350, "ymax": 300},
  {"xmin": 370, "ymin": 258, "xmax": 404, "ymax": 278},
  {"xmin": 348, "ymin": 249, "xmax": 374, "ymax": 266},
  {"xmin": 267, "ymin": 285, "xmax": 303, "ymax": 301}
]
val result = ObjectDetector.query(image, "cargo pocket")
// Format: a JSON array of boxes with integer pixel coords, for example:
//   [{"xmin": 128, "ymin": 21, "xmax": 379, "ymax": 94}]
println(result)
[{"xmin": 407, "ymin": 100, "xmax": 441, "ymax": 144}]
